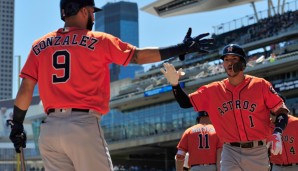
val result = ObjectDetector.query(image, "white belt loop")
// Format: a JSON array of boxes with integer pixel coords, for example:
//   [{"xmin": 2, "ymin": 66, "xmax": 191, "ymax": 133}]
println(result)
[{"xmin": 253, "ymin": 140, "xmax": 257, "ymax": 147}]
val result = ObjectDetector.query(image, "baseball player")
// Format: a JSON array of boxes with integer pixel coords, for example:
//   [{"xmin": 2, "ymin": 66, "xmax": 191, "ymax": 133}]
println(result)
[
  {"xmin": 161, "ymin": 44, "xmax": 289, "ymax": 171},
  {"xmin": 270, "ymin": 114, "xmax": 298, "ymax": 171},
  {"xmin": 269, "ymin": 95, "xmax": 298, "ymax": 171},
  {"xmin": 8, "ymin": 0, "xmax": 214, "ymax": 171},
  {"xmin": 175, "ymin": 111, "xmax": 222, "ymax": 171}
]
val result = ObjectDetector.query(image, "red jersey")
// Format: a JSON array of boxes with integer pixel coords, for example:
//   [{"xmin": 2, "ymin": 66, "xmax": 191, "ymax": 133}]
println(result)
[
  {"xmin": 270, "ymin": 115, "xmax": 298, "ymax": 164},
  {"xmin": 177, "ymin": 124, "xmax": 222, "ymax": 166},
  {"xmin": 189, "ymin": 75, "xmax": 286, "ymax": 142},
  {"xmin": 20, "ymin": 27, "xmax": 136, "ymax": 114}
]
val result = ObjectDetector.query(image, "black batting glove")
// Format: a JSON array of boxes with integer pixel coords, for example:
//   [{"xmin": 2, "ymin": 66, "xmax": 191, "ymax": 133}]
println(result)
[
  {"xmin": 7, "ymin": 105, "xmax": 27, "ymax": 153},
  {"xmin": 7, "ymin": 120, "xmax": 27, "ymax": 153},
  {"xmin": 179, "ymin": 28, "xmax": 214, "ymax": 61}
]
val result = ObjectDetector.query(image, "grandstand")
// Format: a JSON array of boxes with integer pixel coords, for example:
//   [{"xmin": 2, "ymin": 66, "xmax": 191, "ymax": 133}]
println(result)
[{"xmin": 1, "ymin": 0, "xmax": 298, "ymax": 170}]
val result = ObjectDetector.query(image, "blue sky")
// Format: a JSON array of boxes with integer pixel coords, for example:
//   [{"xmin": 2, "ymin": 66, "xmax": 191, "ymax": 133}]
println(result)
[{"xmin": 12, "ymin": 0, "xmax": 278, "ymax": 97}]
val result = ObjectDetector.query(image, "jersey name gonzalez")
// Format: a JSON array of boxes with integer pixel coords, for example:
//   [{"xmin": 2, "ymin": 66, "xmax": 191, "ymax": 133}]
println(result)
[
  {"xmin": 33, "ymin": 35, "xmax": 99, "ymax": 56},
  {"xmin": 218, "ymin": 100, "xmax": 257, "ymax": 115}
]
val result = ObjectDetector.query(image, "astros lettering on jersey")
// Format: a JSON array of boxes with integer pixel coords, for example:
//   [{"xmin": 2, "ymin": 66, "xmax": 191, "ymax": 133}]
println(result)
[{"xmin": 189, "ymin": 75, "xmax": 285, "ymax": 142}]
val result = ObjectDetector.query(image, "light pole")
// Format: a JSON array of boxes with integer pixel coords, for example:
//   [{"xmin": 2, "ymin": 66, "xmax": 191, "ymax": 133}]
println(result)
[
  {"xmin": 14, "ymin": 55, "xmax": 21, "ymax": 171},
  {"xmin": 15, "ymin": 55, "xmax": 21, "ymax": 89}
]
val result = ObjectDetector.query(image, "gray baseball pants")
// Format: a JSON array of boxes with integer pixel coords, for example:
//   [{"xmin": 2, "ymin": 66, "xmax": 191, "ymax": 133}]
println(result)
[
  {"xmin": 39, "ymin": 109, "xmax": 113, "ymax": 171},
  {"xmin": 221, "ymin": 143, "xmax": 270, "ymax": 171},
  {"xmin": 190, "ymin": 164, "xmax": 216, "ymax": 171}
]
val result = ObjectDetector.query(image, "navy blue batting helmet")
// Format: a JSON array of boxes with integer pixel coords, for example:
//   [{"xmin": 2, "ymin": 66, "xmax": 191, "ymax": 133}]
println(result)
[
  {"xmin": 196, "ymin": 111, "xmax": 208, "ymax": 123},
  {"xmin": 198, "ymin": 111, "xmax": 208, "ymax": 117},
  {"xmin": 220, "ymin": 44, "xmax": 247, "ymax": 66},
  {"xmin": 60, "ymin": 0, "xmax": 102, "ymax": 21}
]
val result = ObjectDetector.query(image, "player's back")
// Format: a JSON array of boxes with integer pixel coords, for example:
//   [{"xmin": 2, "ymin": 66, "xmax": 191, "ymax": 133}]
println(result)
[
  {"xmin": 182, "ymin": 124, "xmax": 221, "ymax": 166},
  {"xmin": 20, "ymin": 27, "xmax": 135, "ymax": 114}
]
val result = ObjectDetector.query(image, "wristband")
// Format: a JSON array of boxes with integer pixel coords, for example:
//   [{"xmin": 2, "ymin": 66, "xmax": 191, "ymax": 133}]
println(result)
[
  {"xmin": 13, "ymin": 105, "xmax": 27, "ymax": 124},
  {"xmin": 273, "ymin": 113, "xmax": 288, "ymax": 134},
  {"xmin": 159, "ymin": 43, "xmax": 186, "ymax": 61},
  {"xmin": 273, "ymin": 127, "xmax": 283, "ymax": 134}
]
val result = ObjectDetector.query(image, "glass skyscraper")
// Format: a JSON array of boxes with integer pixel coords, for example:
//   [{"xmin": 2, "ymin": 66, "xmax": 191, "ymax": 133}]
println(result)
[
  {"xmin": 94, "ymin": 1, "xmax": 143, "ymax": 81},
  {"xmin": 0, "ymin": 0, "xmax": 14, "ymax": 100}
]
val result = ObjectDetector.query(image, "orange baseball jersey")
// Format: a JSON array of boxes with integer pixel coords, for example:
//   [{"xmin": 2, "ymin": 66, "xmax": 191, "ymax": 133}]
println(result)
[
  {"xmin": 177, "ymin": 124, "xmax": 222, "ymax": 166},
  {"xmin": 20, "ymin": 27, "xmax": 136, "ymax": 114},
  {"xmin": 189, "ymin": 75, "xmax": 286, "ymax": 142},
  {"xmin": 270, "ymin": 115, "xmax": 298, "ymax": 164}
]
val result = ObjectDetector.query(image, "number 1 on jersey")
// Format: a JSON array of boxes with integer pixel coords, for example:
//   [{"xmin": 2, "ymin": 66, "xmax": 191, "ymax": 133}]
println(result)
[
  {"xmin": 52, "ymin": 50, "xmax": 70, "ymax": 83},
  {"xmin": 249, "ymin": 115, "xmax": 255, "ymax": 128}
]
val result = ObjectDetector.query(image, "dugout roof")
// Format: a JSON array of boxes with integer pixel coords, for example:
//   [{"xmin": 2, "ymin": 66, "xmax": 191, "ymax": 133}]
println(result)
[{"xmin": 141, "ymin": 0, "xmax": 263, "ymax": 18}]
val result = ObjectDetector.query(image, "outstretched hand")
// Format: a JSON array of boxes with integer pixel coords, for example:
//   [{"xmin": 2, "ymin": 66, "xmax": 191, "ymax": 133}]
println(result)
[
  {"xmin": 179, "ymin": 28, "xmax": 214, "ymax": 61},
  {"xmin": 160, "ymin": 63, "xmax": 184, "ymax": 86}
]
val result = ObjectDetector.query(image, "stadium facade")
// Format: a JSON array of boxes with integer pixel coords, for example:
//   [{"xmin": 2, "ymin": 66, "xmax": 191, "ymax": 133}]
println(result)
[{"xmin": 1, "ymin": 0, "xmax": 298, "ymax": 170}]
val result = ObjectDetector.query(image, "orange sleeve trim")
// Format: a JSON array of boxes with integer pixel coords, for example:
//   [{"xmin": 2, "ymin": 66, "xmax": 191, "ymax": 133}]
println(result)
[
  {"xmin": 270, "ymin": 102, "xmax": 287, "ymax": 113},
  {"xmin": 20, "ymin": 72, "xmax": 38, "ymax": 82},
  {"xmin": 123, "ymin": 46, "xmax": 136, "ymax": 66}
]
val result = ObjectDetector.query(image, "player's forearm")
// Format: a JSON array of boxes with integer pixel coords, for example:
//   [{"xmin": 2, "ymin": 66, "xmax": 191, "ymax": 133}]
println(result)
[
  {"xmin": 132, "ymin": 44, "xmax": 192, "ymax": 64},
  {"xmin": 130, "ymin": 48, "xmax": 161, "ymax": 64},
  {"xmin": 13, "ymin": 78, "xmax": 35, "ymax": 123},
  {"xmin": 175, "ymin": 158, "xmax": 184, "ymax": 171},
  {"xmin": 14, "ymin": 78, "xmax": 36, "ymax": 110}
]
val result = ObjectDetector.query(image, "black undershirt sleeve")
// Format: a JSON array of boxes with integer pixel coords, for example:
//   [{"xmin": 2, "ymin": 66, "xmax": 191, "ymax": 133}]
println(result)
[
  {"xmin": 159, "ymin": 44, "xmax": 186, "ymax": 61},
  {"xmin": 172, "ymin": 84, "xmax": 193, "ymax": 108}
]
